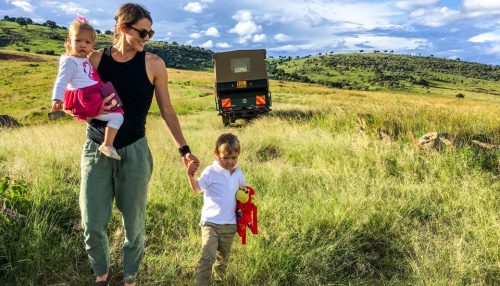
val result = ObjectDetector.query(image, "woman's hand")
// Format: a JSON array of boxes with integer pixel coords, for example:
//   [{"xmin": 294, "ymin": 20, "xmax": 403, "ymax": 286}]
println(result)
[{"xmin": 101, "ymin": 94, "xmax": 117, "ymax": 112}]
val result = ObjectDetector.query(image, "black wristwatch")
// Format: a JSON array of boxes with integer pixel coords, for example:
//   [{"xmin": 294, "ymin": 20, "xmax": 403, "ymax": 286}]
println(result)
[{"xmin": 178, "ymin": 145, "xmax": 191, "ymax": 156}]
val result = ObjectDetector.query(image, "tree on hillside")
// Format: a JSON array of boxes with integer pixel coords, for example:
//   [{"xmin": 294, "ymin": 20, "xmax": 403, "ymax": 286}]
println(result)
[
  {"xmin": 43, "ymin": 20, "xmax": 58, "ymax": 28},
  {"xmin": 15, "ymin": 17, "xmax": 27, "ymax": 28}
]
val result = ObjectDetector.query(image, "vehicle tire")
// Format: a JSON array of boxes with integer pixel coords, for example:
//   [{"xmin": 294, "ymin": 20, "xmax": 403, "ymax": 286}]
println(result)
[{"xmin": 222, "ymin": 115, "xmax": 230, "ymax": 126}]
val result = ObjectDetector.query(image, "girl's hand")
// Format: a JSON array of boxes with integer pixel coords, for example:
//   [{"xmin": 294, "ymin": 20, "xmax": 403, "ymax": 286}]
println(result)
[{"xmin": 50, "ymin": 100, "xmax": 63, "ymax": 112}]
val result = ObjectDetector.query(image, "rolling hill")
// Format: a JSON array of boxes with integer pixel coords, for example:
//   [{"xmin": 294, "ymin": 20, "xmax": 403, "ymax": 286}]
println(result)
[
  {"xmin": 0, "ymin": 19, "xmax": 213, "ymax": 70},
  {"xmin": 268, "ymin": 53, "xmax": 500, "ymax": 96}
]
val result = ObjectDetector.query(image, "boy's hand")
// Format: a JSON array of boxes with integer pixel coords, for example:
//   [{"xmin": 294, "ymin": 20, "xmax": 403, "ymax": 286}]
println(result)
[
  {"xmin": 187, "ymin": 160, "xmax": 199, "ymax": 176},
  {"xmin": 50, "ymin": 100, "xmax": 63, "ymax": 112},
  {"xmin": 184, "ymin": 153, "xmax": 199, "ymax": 174}
]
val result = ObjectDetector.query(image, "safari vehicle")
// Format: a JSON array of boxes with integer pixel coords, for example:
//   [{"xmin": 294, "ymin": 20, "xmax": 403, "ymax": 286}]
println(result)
[{"xmin": 213, "ymin": 49, "xmax": 272, "ymax": 126}]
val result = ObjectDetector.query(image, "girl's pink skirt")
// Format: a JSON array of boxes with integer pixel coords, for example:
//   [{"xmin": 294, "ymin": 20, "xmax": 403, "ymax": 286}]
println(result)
[{"xmin": 64, "ymin": 82, "xmax": 104, "ymax": 120}]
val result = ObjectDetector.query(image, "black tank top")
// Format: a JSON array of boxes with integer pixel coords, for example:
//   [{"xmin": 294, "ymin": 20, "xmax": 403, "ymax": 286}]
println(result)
[{"xmin": 87, "ymin": 46, "xmax": 155, "ymax": 149}]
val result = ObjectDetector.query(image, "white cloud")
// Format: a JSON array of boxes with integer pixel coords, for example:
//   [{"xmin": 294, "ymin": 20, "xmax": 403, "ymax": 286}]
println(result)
[
  {"xmin": 409, "ymin": 7, "xmax": 461, "ymax": 27},
  {"xmin": 216, "ymin": 42, "xmax": 231, "ymax": 48},
  {"xmin": 274, "ymin": 33, "xmax": 292, "ymax": 42},
  {"xmin": 190, "ymin": 27, "xmax": 219, "ymax": 39},
  {"xmin": 395, "ymin": 0, "xmax": 438, "ymax": 10},
  {"xmin": 8, "ymin": 0, "xmax": 34, "ymax": 12},
  {"xmin": 269, "ymin": 43, "xmax": 319, "ymax": 53},
  {"xmin": 185, "ymin": 40, "xmax": 194, "ymax": 45},
  {"xmin": 90, "ymin": 19, "xmax": 101, "ymax": 26},
  {"xmin": 483, "ymin": 45, "xmax": 500, "ymax": 55},
  {"xmin": 205, "ymin": 27, "xmax": 220, "ymax": 37},
  {"xmin": 255, "ymin": 1, "xmax": 401, "ymax": 31},
  {"xmin": 463, "ymin": 0, "xmax": 500, "ymax": 17},
  {"xmin": 42, "ymin": 1, "xmax": 89, "ymax": 15},
  {"xmin": 200, "ymin": 40, "xmax": 213, "ymax": 48},
  {"xmin": 183, "ymin": 0, "xmax": 214, "ymax": 13},
  {"xmin": 253, "ymin": 34, "xmax": 266, "ymax": 42},
  {"xmin": 468, "ymin": 31, "xmax": 500, "ymax": 43},
  {"xmin": 229, "ymin": 10, "xmax": 262, "ymax": 44},
  {"xmin": 345, "ymin": 35, "xmax": 430, "ymax": 51},
  {"xmin": 183, "ymin": 2, "xmax": 204, "ymax": 13},
  {"xmin": 269, "ymin": 35, "xmax": 431, "ymax": 53},
  {"xmin": 190, "ymin": 32, "xmax": 202, "ymax": 39}
]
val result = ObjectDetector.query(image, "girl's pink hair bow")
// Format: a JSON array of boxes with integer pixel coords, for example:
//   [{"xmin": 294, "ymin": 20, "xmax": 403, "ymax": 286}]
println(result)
[{"xmin": 76, "ymin": 15, "xmax": 88, "ymax": 24}]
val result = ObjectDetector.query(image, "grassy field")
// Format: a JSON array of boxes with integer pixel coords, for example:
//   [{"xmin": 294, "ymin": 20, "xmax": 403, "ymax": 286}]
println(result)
[{"xmin": 0, "ymin": 54, "xmax": 499, "ymax": 285}]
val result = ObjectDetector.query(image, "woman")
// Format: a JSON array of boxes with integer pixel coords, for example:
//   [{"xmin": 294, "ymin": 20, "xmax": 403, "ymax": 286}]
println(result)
[{"xmin": 84, "ymin": 3, "xmax": 198, "ymax": 285}]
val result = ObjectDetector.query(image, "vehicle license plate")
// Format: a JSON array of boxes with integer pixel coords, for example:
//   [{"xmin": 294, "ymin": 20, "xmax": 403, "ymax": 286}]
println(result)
[{"xmin": 237, "ymin": 80, "xmax": 247, "ymax": 88}]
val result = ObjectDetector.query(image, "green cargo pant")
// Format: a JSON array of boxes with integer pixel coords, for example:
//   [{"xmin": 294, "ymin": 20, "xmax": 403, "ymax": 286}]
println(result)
[
  {"xmin": 80, "ymin": 137, "xmax": 153, "ymax": 283},
  {"xmin": 195, "ymin": 222, "xmax": 237, "ymax": 286}
]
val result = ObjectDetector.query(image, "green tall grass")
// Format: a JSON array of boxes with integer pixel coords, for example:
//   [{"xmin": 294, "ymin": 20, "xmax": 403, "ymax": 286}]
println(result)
[{"xmin": 0, "ymin": 67, "xmax": 499, "ymax": 285}]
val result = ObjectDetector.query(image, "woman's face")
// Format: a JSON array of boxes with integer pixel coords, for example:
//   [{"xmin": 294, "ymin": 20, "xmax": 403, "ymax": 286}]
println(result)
[{"xmin": 123, "ymin": 18, "xmax": 153, "ymax": 52}]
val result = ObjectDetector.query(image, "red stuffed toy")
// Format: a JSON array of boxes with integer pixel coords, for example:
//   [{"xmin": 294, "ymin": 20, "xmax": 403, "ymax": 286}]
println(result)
[{"xmin": 235, "ymin": 185, "xmax": 258, "ymax": 245}]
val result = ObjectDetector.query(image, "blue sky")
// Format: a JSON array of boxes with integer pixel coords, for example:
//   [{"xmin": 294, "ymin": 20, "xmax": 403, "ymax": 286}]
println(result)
[{"xmin": 2, "ymin": 0, "xmax": 500, "ymax": 65}]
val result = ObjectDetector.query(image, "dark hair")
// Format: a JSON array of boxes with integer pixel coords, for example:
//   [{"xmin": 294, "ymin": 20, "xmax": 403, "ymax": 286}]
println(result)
[
  {"xmin": 215, "ymin": 133, "xmax": 241, "ymax": 154},
  {"xmin": 113, "ymin": 3, "xmax": 153, "ymax": 44}
]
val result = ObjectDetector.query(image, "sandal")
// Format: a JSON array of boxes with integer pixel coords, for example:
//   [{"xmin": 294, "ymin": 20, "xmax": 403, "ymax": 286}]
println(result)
[{"xmin": 94, "ymin": 268, "xmax": 113, "ymax": 286}]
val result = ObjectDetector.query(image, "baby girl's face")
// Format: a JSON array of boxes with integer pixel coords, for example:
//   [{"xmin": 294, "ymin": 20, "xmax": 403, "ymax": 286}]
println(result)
[{"xmin": 68, "ymin": 31, "xmax": 94, "ymax": 58}]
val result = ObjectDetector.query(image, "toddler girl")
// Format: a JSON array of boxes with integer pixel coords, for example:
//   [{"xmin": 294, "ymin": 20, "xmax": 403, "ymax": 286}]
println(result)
[{"xmin": 51, "ymin": 16, "xmax": 123, "ymax": 160}]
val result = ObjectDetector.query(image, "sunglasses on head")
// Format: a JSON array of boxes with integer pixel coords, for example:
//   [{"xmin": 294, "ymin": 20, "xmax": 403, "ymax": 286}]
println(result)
[{"xmin": 125, "ymin": 24, "xmax": 155, "ymax": 39}]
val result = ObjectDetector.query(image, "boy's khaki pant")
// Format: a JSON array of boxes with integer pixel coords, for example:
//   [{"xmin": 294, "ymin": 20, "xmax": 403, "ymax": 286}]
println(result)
[
  {"xmin": 195, "ymin": 222, "xmax": 237, "ymax": 286},
  {"xmin": 80, "ymin": 137, "xmax": 153, "ymax": 284}
]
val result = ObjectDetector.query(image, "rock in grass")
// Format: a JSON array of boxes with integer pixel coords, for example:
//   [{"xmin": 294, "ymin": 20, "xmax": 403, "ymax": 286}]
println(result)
[
  {"xmin": 418, "ymin": 132, "xmax": 453, "ymax": 151},
  {"xmin": 0, "ymin": 114, "xmax": 21, "ymax": 127}
]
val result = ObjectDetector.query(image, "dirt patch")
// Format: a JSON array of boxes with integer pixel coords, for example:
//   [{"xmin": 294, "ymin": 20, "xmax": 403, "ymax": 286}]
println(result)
[
  {"xmin": 197, "ymin": 86, "xmax": 214, "ymax": 93},
  {"xmin": 0, "ymin": 51, "xmax": 49, "ymax": 62}
]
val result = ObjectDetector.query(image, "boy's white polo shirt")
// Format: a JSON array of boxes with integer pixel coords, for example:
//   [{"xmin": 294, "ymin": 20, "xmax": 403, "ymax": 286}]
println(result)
[{"xmin": 198, "ymin": 160, "xmax": 246, "ymax": 224}]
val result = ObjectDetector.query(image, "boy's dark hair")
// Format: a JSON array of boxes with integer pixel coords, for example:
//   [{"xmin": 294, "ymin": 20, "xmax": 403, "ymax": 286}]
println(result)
[{"xmin": 215, "ymin": 133, "xmax": 240, "ymax": 154}]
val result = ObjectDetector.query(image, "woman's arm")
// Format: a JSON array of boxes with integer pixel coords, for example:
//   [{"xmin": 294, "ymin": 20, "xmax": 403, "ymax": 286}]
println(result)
[{"xmin": 148, "ymin": 53, "xmax": 199, "ymax": 166}]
